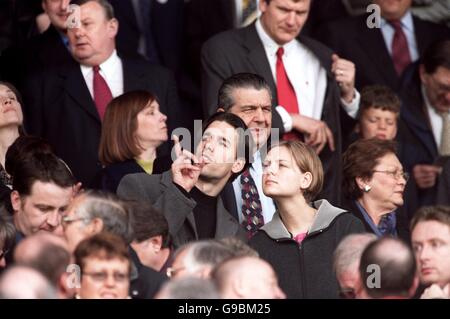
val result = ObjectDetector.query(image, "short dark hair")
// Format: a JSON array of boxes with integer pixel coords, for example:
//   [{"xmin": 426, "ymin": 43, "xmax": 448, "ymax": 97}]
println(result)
[
  {"xmin": 71, "ymin": 0, "xmax": 115, "ymax": 20},
  {"xmin": 99, "ymin": 91, "xmax": 158, "ymax": 166},
  {"xmin": 74, "ymin": 232, "xmax": 130, "ymax": 274},
  {"xmin": 202, "ymin": 112, "xmax": 252, "ymax": 181},
  {"xmin": 359, "ymin": 85, "xmax": 400, "ymax": 118},
  {"xmin": 12, "ymin": 152, "xmax": 76, "ymax": 197},
  {"xmin": 422, "ymin": 40, "xmax": 450, "ymax": 74},
  {"xmin": 5, "ymin": 136, "xmax": 53, "ymax": 177},
  {"xmin": 128, "ymin": 200, "xmax": 172, "ymax": 249},
  {"xmin": 218, "ymin": 73, "xmax": 272, "ymax": 112},
  {"xmin": 411, "ymin": 205, "xmax": 450, "ymax": 233},
  {"xmin": 342, "ymin": 138, "xmax": 397, "ymax": 200},
  {"xmin": 359, "ymin": 237, "xmax": 416, "ymax": 298}
]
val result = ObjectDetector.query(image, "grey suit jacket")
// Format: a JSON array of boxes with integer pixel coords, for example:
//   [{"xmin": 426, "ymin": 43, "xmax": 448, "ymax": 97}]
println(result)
[{"xmin": 117, "ymin": 171, "xmax": 246, "ymax": 248}]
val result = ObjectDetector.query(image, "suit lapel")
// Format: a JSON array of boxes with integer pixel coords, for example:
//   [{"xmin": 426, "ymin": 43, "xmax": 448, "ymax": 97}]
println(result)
[
  {"xmin": 243, "ymin": 25, "xmax": 277, "ymax": 102},
  {"xmin": 122, "ymin": 58, "xmax": 148, "ymax": 92},
  {"xmin": 60, "ymin": 65, "xmax": 100, "ymax": 122},
  {"xmin": 356, "ymin": 25, "xmax": 398, "ymax": 89},
  {"xmin": 215, "ymin": 198, "xmax": 239, "ymax": 238}
]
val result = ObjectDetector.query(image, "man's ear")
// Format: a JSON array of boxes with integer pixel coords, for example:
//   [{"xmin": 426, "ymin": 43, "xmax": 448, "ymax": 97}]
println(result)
[
  {"xmin": 232, "ymin": 158, "xmax": 246, "ymax": 175},
  {"xmin": 10, "ymin": 191, "xmax": 22, "ymax": 213},
  {"xmin": 419, "ymin": 64, "xmax": 426, "ymax": 84},
  {"xmin": 87, "ymin": 218, "xmax": 104, "ymax": 235},
  {"xmin": 108, "ymin": 18, "xmax": 119, "ymax": 38},
  {"xmin": 150, "ymin": 235, "xmax": 163, "ymax": 253},
  {"xmin": 217, "ymin": 107, "xmax": 225, "ymax": 113}
]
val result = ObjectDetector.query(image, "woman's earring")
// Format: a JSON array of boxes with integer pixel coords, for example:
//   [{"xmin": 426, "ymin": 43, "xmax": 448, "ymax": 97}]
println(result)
[{"xmin": 363, "ymin": 185, "xmax": 371, "ymax": 192}]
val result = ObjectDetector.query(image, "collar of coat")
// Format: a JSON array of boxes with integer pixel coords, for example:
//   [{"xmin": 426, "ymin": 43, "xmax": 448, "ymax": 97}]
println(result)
[{"xmin": 260, "ymin": 199, "xmax": 348, "ymax": 240}]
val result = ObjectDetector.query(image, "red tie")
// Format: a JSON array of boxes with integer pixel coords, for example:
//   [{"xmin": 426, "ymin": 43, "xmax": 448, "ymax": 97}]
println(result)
[
  {"xmin": 390, "ymin": 20, "xmax": 412, "ymax": 76},
  {"xmin": 276, "ymin": 47, "xmax": 300, "ymax": 140},
  {"xmin": 93, "ymin": 65, "xmax": 113, "ymax": 120}
]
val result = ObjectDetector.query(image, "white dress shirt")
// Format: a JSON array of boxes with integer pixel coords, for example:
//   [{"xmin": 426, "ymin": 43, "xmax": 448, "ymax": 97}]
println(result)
[
  {"xmin": 232, "ymin": 150, "xmax": 277, "ymax": 224},
  {"xmin": 423, "ymin": 85, "xmax": 449, "ymax": 148},
  {"xmin": 255, "ymin": 19, "xmax": 360, "ymax": 132},
  {"xmin": 380, "ymin": 11, "xmax": 419, "ymax": 63},
  {"xmin": 80, "ymin": 50, "xmax": 124, "ymax": 99}
]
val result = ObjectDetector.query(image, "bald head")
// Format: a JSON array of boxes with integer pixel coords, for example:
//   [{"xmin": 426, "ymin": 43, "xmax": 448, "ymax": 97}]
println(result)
[
  {"xmin": 212, "ymin": 256, "xmax": 285, "ymax": 299},
  {"xmin": 359, "ymin": 237, "xmax": 417, "ymax": 299},
  {"xmin": 14, "ymin": 233, "xmax": 71, "ymax": 286},
  {"xmin": 0, "ymin": 266, "xmax": 57, "ymax": 299},
  {"xmin": 334, "ymin": 233, "xmax": 377, "ymax": 296}
]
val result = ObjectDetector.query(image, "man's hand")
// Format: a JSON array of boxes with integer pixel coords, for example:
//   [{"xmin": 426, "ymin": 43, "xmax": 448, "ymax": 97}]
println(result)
[
  {"xmin": 331, "ymin": 54, "xmax": 356, "ymax": 103},
  {"xmin": 421, "ymin": 284, "xmax": 450, "ymax": 299},
  {"xmin": 412, "ymin": 164, "xmax": 442, "ymax": 189},
  {"xmin": 171, "ymin": 135, "xmax": 203, "ymax": 193},
  {"xmin": 291, "ymin": 114, "xmax": 335, "ymax": 155}
]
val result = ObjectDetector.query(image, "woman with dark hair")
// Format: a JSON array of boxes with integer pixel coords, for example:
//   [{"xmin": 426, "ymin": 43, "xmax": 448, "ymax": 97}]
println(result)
[
  {"xmin": 342, "ymin": 138, "xmax": 411, "ymax": 242},
  {"xmin": 249, "ymin": 141, "xmax": 364, "ymax": 299},
  {"xmin": 98, "ymin": 90, "xmax": 171, "ymax": 192},
  {"xmin": 0, "ymin": 81, "xmax": 24, "ymax": 190}
]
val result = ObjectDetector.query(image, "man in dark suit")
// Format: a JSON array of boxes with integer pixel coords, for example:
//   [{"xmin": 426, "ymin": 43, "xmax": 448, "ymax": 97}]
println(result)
[
  {"xmin": 0, "ymin": 0, "xmax": 73, "ymax": 90},
  {"xmin": 108, "ymin": 0, "xmax": 183, "ymax": 71},
  {"xmin": 201, "ymin": 0, "xmax": 360, "ymax": 205},
  {"xmin": 117, "ymin": 112, "xmax": 249, "ymax": 248},
  {"xmin": 22, "ymin": 0, "xmax": 179, "ymax": 187},
  {"xmin": 316, "ymin": 0, "xmax": 450, "ymax": 92},
  {"xmin": 397, "ymin": 40, "xmax": 450, "ymax": 217}
]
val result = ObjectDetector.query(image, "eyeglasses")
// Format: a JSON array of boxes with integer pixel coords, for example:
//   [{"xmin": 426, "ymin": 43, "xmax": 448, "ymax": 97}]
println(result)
[
  {"xmin": 372, "ymin": 169, "xmax": 409, "ymax": 182},
  {"xmin": 61, "ymin": 216, "xmax": 90, "ymax": 228},
  {"xmin": 166, "ymin": 266, "xmax": 186, "ymax": 278},
  {"xmin": 338, "ymin": 288, "xmax": 356, "ymax": 299},
  {"xmin": 83, "ymin": 271, "xmax": 129, "ymax": 283},
  {"xmin": 0, "ymin": 249, "xmax": 9, "ymax": 259}
]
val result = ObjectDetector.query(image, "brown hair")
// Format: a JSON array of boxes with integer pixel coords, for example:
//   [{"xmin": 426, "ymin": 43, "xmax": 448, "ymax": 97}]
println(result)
[
  {"xmin": 411, "ymin": 205, "xmax": 450, "ymax": 232},
  {"xmin": 359, "ymin": 85, "xmax": 401, "ymax": 118},
  {"xmin": 98, "ymin": 90, "xmax": 157, "ymax": 166},
  {"xmin": 270, "ymin": 141, "xmax": 323, "ymax": 202},
  {"xmin": 342, "ymin": 138, "xmax": 397, "ymax": 200},
  {"xmin": 74, "ymin": 232, "xmax": 131, "ymax": 274}
]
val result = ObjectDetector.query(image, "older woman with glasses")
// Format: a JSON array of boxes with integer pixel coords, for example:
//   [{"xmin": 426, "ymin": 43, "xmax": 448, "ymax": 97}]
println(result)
[
  {"xmin": 342, "ymin": 138, "xmax": 411, "ymax": 242},
  {"xmin": 74, "ymin": 232, "xmax": 131, "ymax": 299}
]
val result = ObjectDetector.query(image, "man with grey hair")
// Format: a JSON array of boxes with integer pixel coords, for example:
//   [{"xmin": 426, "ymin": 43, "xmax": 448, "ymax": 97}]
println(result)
[
  {"xmin": 155, "ymin": 277, "xmax": 220, "ymax": 299},
  {"xmin": 0, "ymin": 266, "xmax": 57, "ymax": 299},
  {"xmin": 14, "ymin": 233, "xmax": 73, "ymax": 299},
  {"xmin": 61, "ymin": 190, "xmax": 166, "ymax": 299},
  {"xmin": 333, "ymin": 233, "xmax": 377, "ymax": 299},
  {"xmin": 166, "ymin": 240, "xmax": 234, "ymax": 279}
]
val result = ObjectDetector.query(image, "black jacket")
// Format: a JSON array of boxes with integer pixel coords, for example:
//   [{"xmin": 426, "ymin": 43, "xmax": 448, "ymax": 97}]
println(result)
[
  {"xmin": 96, "ymin": 156, "xmax": 172, "ymax": 193},
  {"xmin": 249, "ymin": 200, "xmax": 365, "ymax": 299},
  {"xmin": 129, "ymin": 247, "xmax": 167, "ymax": 299}
]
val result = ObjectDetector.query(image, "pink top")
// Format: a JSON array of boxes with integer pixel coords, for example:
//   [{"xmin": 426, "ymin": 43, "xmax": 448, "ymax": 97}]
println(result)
[{"xmin": 294, "ymin": 232, "xmax": 307, "ymax": 243}]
